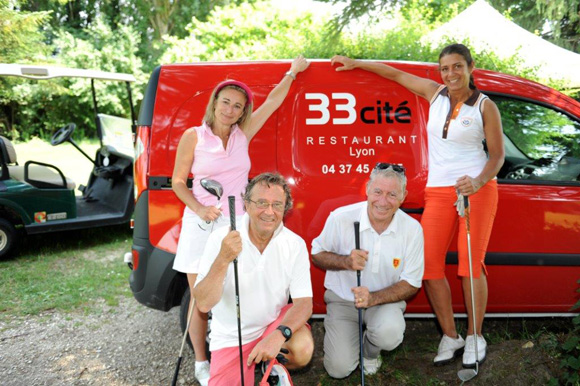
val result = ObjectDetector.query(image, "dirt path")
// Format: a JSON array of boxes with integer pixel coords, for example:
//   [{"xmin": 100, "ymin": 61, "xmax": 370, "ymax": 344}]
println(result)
[{"xmin": 0, "ymin": 296, "xmax": 564, "ymax": 385}]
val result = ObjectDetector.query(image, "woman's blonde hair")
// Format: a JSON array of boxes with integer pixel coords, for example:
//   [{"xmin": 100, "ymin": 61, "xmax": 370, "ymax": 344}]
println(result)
[{"xmin": 203, "ymin": 82, "xmax": 254, "ymax": 129}]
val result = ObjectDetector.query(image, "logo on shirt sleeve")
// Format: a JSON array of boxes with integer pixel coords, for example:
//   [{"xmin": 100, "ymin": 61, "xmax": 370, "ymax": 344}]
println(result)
[{"xmin": 393, "ymin": 258, "xmax": 401, "ymax": 269}]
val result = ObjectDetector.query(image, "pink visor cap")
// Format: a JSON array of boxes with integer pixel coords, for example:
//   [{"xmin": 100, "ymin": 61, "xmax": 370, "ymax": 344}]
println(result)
[{"xmin": 215, "ymin": 80, "xmax": 254, "ymax": 106}]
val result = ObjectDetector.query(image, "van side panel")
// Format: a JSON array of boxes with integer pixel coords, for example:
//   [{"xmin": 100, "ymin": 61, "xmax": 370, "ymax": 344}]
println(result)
[
  {"xmin": 277, "ymin": 63, "xmax": 430, "ymax": 314},
  {"xmin": 134, "ymin": 60, "xmax": 580, "ymax": 315}
]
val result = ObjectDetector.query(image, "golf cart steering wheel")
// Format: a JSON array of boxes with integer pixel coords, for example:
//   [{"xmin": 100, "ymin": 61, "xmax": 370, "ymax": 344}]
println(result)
[{"xmin": 50, "ymin": 123, "xmax": 76, "ymax": 146}]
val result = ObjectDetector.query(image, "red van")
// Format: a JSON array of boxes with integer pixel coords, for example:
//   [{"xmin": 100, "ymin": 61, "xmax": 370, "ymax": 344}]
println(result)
[{"xmin": 129, "ymin": 60, "xmax": 580, "ymax": 321}]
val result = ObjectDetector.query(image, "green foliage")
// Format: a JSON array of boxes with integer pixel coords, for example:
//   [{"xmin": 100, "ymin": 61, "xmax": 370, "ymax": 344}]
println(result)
[
  {"xmin": 550, "ymin": 280, "xmax": 580, "ymax": 385},
  {"xmin": 2, "ymin": 18, "xmax": 145, "ymax": 141},
  {"xmin": 320, "ymin": 0, "xmax": 580, "ymax": 53},
  {"xmin": 161, "ymin": 1, "xmax": 330, "ymax": 63},
  {"xmin": 0, "ymin": 0, "xmax": 51, "ymax": 63}
]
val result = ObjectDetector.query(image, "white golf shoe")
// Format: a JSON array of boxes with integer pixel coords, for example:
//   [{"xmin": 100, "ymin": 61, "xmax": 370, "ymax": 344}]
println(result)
[
  {"xmin": 195, "ymin": 360, "xmax": 210, "ymax": 386},
  {"xmin": 462, "ymin": 334, "xmax": 487, "ymax": 368},
  {"xmin": 363, "ymin": 355, "xmax": 382, "ymax": 375},
  {"xmin": 434, "ymin": 334, "xmax": 465, "ymax": 366}
]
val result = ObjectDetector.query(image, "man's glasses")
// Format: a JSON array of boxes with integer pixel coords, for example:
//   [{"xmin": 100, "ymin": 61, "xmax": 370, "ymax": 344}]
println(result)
[
  {"xmin": 247, "ymin": 199, "xmax": 285, "ymax": 212},
  {"xmin": 374, "ymin": 162, "xmax": 406, "ymax": 175}
]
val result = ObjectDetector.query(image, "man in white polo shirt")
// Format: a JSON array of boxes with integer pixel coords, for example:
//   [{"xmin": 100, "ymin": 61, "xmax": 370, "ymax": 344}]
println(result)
[
  {"xmin": 312, "ymin": 163, "xmax": 424, "ymax": 379},
  {"xmin": 195, "ymin": 172, "xmax": 313, "ymax": 386}
]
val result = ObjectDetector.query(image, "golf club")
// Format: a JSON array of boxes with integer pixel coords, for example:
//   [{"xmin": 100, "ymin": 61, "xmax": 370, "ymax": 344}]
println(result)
[
  {"xmin": 354, "ymin": 221, "xmax": 365, "ymax": 386},
  {"xmin": 171, "ymin": 178, "xmax": 223, "ymax": 385},
  {"xmin": 229, "ymin": 195, "xmax": 245, "ymax": 386},
  {"xmin": 199, "ymin": 178, "xmax": 224, "ymax": 230},
  {"xmin": 171, "ymin": 291, "xmax": 196, "ymax": 386},
  {"xmin": 457, "ymin": 196, "xmax": 479, "ymax": 383}
]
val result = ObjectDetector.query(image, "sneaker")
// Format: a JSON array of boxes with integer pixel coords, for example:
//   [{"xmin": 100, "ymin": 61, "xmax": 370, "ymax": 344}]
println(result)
[
  {"xmin": 434, "ymin": 334, "xmax": 465, "ymax": 366},
  {"xmin": 462, "ymin": 334, "xmax": 487, "ymax": 368},
  {"xmin": 195, "ymin": 360, "xmax": 210, "ymax": 386},
  {"xmin": 362, "ymin": 355, "xmax": 382, "ymax": 376},
  {"xmin": 260, "ymin": 361, "xmax": 280, "ymax": 386}
]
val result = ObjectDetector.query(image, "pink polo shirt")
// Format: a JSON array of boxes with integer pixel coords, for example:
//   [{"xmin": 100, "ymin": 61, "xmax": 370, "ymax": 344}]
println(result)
[{"xmin": 187, "ymin": 122, "xmax": 251, "ymax": 217}]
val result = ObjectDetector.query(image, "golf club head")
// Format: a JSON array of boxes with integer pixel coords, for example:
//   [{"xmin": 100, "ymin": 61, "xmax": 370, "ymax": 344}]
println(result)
[
  {"xmin": 200, "ymin": 178, "xmax": 223, "ymax": 200},
  {"xmin": 458, "ymin": 362, "xmax": 478, "ymax": 383}
]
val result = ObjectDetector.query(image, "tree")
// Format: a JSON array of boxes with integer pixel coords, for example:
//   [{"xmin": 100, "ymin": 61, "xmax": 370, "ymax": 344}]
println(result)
[
  {"xmin": 316, "ymin": 0, "xmax": 580, "ymax": 53},
  {"xmin": 0, "ymin": 0, "xmax": 51, "ymax": 63}
]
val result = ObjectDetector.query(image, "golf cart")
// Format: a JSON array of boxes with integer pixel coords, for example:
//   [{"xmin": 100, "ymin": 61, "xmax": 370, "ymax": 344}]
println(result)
[{"xmin": 0, "ymin": 64, "xmax": 136, "ymax": 258}]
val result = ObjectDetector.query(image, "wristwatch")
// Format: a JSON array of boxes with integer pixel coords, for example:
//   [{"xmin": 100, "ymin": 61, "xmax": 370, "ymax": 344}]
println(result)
[
  {"xmin": 285, "ymin": 70, "xmax": 296, "ymax": 80},
  {"xmin": 276, "ymin": 325, "xmax": 292, "ymax": 341}
]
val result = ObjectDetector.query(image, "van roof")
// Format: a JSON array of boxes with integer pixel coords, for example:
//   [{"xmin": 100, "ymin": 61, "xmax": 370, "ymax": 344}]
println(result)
[{"xmin": 0, "ymin": 63, "xmax": 135, "ymax": 82}]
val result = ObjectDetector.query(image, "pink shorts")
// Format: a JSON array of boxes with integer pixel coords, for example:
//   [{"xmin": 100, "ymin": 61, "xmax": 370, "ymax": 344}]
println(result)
[
  {"xmin": 208, "ymin": 304, "xmax": 292, "ymax": 386},
  {"xmin": 422, "ymin": 180, "xmax": 498, "ymax": 279}
]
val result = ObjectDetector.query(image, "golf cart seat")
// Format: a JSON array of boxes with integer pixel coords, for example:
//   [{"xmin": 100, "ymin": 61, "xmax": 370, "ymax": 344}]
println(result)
[{"xmin": 0, "ymin": 136, "xmax": 76, "ymax": 190}]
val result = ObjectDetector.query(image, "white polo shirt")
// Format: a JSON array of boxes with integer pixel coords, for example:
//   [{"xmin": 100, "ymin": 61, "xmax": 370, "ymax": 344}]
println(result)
[
  {"xmin": 311, "ymin": 201, "xmax": 424, "ymax": 302},
  {"xmin": 196, "ymin": 213, "xmax": 313, "ymax": 351},
  {"xmin": 426, "ymin": 86, "xmax": 490, "ymax": 187}
]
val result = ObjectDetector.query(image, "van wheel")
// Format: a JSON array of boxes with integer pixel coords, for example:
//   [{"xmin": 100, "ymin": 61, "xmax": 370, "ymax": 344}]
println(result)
[
  {"xmin": 0, "ymin": 219, "xmax": 16, "ymax": 259},
  {"xmin": 179, "ymin": 287, "xmax": 211, "ymax": 359}
]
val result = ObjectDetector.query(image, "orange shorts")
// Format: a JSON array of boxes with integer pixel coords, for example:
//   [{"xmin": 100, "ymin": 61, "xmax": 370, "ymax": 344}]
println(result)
[{"xmin": 422, "ymin": 180, "xmax": 498, "ymax": 280}]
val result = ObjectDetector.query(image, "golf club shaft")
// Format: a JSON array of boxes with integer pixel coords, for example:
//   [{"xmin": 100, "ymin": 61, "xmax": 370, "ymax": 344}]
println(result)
[
  {"xmin": 354, "ymin": 221, "xmax": 364, "ymax": 386},
  {"xmin": 229, "ymin": 195, "xmax": 245, "ymax": 386},
  {"xmin": 464, "ymin": 196, "xmax": 478, "ymax": 363},
  {"xmin": 171, "ymin": 292, "xmax": 196, "ymax": 386}
]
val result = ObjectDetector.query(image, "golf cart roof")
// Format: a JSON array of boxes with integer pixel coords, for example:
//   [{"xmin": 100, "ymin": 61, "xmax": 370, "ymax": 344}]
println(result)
[{"xmin": 0, "ymin": 63, "xmax": 135, "ymax": 82}]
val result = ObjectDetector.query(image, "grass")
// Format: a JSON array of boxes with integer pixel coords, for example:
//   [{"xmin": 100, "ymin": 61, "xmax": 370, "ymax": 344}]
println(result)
[
  {"xmin": 1, "ymin": 137, "xmax": 132, "ymax": 325},
  {"xmin": 0, "ymin": 224, "xmax": 132, "ymax": 324}
]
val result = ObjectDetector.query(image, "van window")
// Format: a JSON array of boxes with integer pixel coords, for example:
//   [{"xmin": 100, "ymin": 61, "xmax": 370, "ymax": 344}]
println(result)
[{"xmin": 493, "ymin": 96, "xmax": 580, "ymax": 183}]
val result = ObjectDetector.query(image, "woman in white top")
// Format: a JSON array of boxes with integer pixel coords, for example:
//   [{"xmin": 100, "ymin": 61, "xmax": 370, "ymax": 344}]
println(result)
[{"xmin": 331, "ymin": 44, "xmax": 504, "ymax": 369}]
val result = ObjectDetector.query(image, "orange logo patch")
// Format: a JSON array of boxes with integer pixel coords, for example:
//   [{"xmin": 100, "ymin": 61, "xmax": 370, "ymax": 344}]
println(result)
[
  {"xmin": 34, "ymin": 211, "xmax": 47, "ymax": 223},
  {"xmin": 393, "ymin": 258, "xmax": 401, "ymax": 269}
]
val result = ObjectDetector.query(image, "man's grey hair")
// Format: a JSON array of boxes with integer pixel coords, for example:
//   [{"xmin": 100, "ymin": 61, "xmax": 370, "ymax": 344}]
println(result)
[
  {"xmin": 366, "ymin": 166, "xmax": 407, "ymax": 199},
  {"xmin": 243, "ymin": 172, "xmax": 293, "ymax": 214}
]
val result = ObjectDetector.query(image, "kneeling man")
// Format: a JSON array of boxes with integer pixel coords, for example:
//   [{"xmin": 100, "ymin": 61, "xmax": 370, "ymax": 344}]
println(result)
[
  {"xmin": 312, "ymin": 163, "xmax": 424, "ymax": 378},
  {"xmin": 195, "ymin": 172, "xmax": 314, "ymax": 385}
]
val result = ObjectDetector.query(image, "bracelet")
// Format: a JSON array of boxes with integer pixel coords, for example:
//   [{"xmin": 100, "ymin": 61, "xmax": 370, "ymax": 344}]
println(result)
[{"xmin": 285, "ymin": 70, "xmax": 296, "ymax": 80}]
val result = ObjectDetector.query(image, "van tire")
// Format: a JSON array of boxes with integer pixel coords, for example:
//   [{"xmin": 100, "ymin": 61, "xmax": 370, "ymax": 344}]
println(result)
[
  {"xmin": 179, "ymin": 287, "xmax": 211, "ymax": 359},
  {"xmin": 0, "ymin": 219, "xmax": 16, "ymax": 259}
]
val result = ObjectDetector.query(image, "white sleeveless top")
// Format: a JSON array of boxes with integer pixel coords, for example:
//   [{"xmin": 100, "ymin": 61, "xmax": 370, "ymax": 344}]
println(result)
[{"xmin": 426, "ymin": 85, "xmax": 489, "ymax": 187}]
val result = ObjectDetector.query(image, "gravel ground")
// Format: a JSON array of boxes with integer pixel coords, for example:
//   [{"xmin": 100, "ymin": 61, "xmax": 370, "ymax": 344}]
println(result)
[
  {"xmin": 0, "ymin": 295, "xmax": 566, "ymax": 386},
  {"xmin": 0, "ymin": 297, "xmax": 194, "ymax": 386}
]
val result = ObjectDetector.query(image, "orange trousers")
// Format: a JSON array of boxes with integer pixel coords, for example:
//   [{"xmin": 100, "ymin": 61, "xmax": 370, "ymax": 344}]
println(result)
[{"xmin": 422, "ymin": 180, "xmax": 498, "ymax": 279}]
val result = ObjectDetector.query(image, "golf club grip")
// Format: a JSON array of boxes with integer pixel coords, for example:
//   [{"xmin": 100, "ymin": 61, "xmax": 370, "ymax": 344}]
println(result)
[
  {"xmin": 464, "ymin": 196, "xmax": 470, "ymax": 232},
  {"xmin": 354, "ymin": 221, "xmax": 361, "ymax": 284},
  {"xmin": 228, "ymin": 196, "xmax": 236, "ymax": 231},
  {"xmin": 171, "ymin": 356, "xmax": 182, "ymax": 386}
]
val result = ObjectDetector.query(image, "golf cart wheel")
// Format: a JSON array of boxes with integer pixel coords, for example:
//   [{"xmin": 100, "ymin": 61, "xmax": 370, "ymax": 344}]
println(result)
[
  {"xmin": 179, "ymin": 287, "xmax": 211, "ymax": 359},
  {"xmin": 0, "ymin": 219, "xmax": 16, "ymax": 259}
]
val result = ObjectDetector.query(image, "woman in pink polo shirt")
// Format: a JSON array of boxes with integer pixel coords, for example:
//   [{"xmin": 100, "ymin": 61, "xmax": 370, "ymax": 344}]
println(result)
[{"xmin": 171, "ymin": 56, "xmax": 309, "ymax": 386}]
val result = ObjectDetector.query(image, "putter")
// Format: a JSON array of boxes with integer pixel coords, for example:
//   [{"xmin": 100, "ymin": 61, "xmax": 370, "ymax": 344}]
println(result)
[
  {"xmin": 229, "ymin": 195, "xmax": 245, "ymax": 386},
  {"xmin": 457, "ymin": 196, "xmax": 479, "ymax": 383},
  {"xmin": 199, "ymin": 178, "xmax": 224, "ymax": 230},
  {"xmin": 354, "ymin": 221, "xmax": 365, "ymax": 386},
  {"xmin": 171, "ymin": 291, "xmax": 196, "ymax": 386}
]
